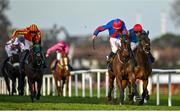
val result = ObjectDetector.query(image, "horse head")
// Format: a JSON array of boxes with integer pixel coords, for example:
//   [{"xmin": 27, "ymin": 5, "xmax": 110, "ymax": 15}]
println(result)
[
  {"xmin": 58, "ymin": 52, "xmax": 69, "ymax": 70},
  {"xmin": 29, "ymin": 43, "xmax": 43, "ymax": 69},
  {"xmin": 117, "ymin": 35, "xmax": 131, "ymax": 63},
  {"xmin": 138, "ymin": 31, "xmax": 151, "ymax": 54}
]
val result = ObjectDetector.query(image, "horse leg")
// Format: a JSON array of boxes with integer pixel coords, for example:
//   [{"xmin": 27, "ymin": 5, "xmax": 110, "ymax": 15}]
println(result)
[
  {"xmin": 12, "ymin": 79, "xmax": 16, "ymax": 95},
  {"xmin": 117, "ymin": 77, "xmax": 124, "ymax": 105},
  {"xmin": 19, "ymin": 73, "xmax": 25, "ymax": 96},
  {"xmin": 28, "ymin": 79, "xmax": 34, "ymax": 102},
  {"xmin": 4, "ymin": 76, "xmax": 11, "ymax": 95},
  {"xmin": 134, "ymin": 81, "xmax": 141, "ymax": 101},
  {"xmin": 107, "ymin": 72, "xmax": 115, "ymax": 101},
  {"xmin": 139, "ymin": 79, "xmax": 148, "ymax": 105},
  {"xmin": 36, "ymin": 79, "xmax": 42, "ymax": 100},
  {"xmin": 65, "ymin": 76, "xmax": 69, "ymax": 97},
  {"xmin": 128, "ymin": 73, "xmax": 136, "ymax": 104},
  {"xmin": 2, "ymin": 70, "xmax": 11, "ymax": 95},
  {"xmin": 60, "ymin": 79, "xmax": 64, "ymax": 96},
  {"xmin": 55, "ymin": 78, "xmax": 60, "ymax": 96},
  {"xmin": 122, "ymin": 80, "xmax": 127, "ymax": 102}
]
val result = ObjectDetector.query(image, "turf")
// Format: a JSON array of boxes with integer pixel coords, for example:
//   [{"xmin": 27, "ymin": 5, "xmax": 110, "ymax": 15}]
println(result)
[{"xmin": 0, "ymin": 94, "xmax": 180, "ymax": 110}]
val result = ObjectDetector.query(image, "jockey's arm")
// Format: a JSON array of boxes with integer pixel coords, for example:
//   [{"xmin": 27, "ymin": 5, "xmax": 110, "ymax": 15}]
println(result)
[
  {"xmin": 46, "ymin": 44, "xmax": 59, "ymax": 57},
  {"xmin": 12, "ymin": 29, "xmax": 28, "ymax": 39},
  {"xmin": 93, "ymin": 23, "xmax": 111, "ymax": 36}
]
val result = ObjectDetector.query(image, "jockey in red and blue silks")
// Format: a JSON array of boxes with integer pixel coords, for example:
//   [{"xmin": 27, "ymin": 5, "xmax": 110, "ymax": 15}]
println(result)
[
  {"xmin": 91, "ymin": 18, "xmax": 128, "ymax": 70},
  {"xmin": 129, "ymin": 24, "xmax": 155, "ymax": 63}
]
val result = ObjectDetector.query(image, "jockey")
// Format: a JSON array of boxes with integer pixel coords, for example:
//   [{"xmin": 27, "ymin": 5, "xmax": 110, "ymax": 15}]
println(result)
[
  {"xmin": 91, "ymin": 18, "xmax": 128, "ymax": 70},
  {"xmin": 129, "ymin": 24, "xmax": 155, "ymax": 63},
  {"xmin": 11, "ymin": 24, "xmax": 47, "ymax": 71},
  {"xmin": 3, "ymin": 38, "xmax": 24, "ymax": 65},
  {"xmin": 46, "ymin": 40, "xmax": 73, "ymax": 71}
]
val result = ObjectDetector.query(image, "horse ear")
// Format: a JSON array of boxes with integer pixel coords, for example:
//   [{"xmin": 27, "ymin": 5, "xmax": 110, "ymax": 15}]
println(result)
[{"xmin": 147, "ymin": 30, "xmax": 149, "ymax": 35}]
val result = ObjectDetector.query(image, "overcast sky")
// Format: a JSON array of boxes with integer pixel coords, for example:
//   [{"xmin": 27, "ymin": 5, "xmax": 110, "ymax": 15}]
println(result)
[{"xmin": 6, "ymin": 0, "xmax": 180, "ymax": 39}]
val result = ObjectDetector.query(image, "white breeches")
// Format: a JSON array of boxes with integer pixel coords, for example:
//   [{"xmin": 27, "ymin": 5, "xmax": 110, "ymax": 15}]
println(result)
[
  {"xmin": 24, "ymin": 39, "xmax": 33, "ymax": 50},
  {"xmin": 109, "ymin": 37, "xmax": 121, "ymax": 53},
  {"xmin": 131, "ymin": 42, "xmax": 138, "ymax": 51},
  {"xmin": 5, "ymin": 45, "xmax": 19, "ymax": 57},
  {"xmin": 57, "ymin": 52, "xmax": 61, "ymax": 60}
]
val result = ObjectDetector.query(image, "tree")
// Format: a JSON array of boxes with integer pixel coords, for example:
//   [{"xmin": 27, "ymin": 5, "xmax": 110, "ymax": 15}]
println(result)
[
  {"xmin": 0, "ymin": 0, "xmax": 11, "ymax": 62},
  {"xmin": 171, "ymin": 0, "xmax": 180, "ymax": 27}
]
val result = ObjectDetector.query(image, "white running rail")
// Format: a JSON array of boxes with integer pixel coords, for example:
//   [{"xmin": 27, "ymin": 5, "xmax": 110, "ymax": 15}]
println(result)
[{"xmin": 0, "ymin": 68, "xmax": 180, "ymax": 106}]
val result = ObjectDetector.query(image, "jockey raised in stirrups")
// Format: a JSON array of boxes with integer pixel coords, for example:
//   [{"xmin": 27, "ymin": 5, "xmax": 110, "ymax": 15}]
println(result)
[
  {"xmin": 11, "ymin": 24, "xmax": 47, "ymax": 70},
  {"xmin": 46, "ymin": 40, "xmax": 73, "ymax": 71},
  {"xmin": 91, "ymin": 18, "xmax": 128, "ymax": 71},
  {"xmin": 129, "ymin": 24, "xmax": 155, "ymax": 63},
  {"xmin": 2, "ymin": 38, "xmax": 24, "ymax": 68}
]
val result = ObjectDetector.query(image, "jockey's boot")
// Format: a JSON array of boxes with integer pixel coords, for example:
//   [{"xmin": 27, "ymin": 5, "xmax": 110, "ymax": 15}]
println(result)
[
  {"xmin": 68, "ymin": 64, "xmax": 73, "ymax": 71},
  {"xmin": 149, "ymin": 52, "xmax": 155, "ymax": 63},
  {"xmin": 52, "ymin": 60, "xmax": 58, "ymax": 71},
  {"xmin": 41, "ymin": 51, "xmax": 47, "ymax": 68},
  {"xmin": 107, "ymin": 52, "xmax": 115, "ymax": 71},
  {"xmin": 131, "ymin": 51, "xmax": 137, "ymax": 66}
]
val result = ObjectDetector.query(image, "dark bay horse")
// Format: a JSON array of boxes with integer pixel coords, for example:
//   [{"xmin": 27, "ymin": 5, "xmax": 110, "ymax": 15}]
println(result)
[
  {"xmin": 108, "ymin": 36, "xmax": 136, "ymax": 105},
  {"xmin": 51, "ymin": 52, "xmax": 70, "ymax": 96},
  {"xmin": 134, "ymin": 31, "xmax": 152, "ymax": 105},
  {"xmin": 1, "ymin": 46, "xmax": 21, "ymax": 95},
  {"xmin": 25, "ymin": 43, "xmax": 44, "ymax": 102}
]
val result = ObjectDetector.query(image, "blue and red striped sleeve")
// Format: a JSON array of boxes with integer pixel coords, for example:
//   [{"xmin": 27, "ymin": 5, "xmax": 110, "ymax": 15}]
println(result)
[{"xmin": 93, "ymin": 24, "xmax": 110, "ymax": 36}]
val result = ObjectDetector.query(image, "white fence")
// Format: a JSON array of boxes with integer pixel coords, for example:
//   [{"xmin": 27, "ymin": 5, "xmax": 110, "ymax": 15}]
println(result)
[{"xmin": 0, "ymin": 68, "xmax": 180, "ymax": 106}]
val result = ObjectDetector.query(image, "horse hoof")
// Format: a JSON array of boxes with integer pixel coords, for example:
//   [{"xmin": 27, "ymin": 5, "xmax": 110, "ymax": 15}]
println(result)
[
  {"xmin": 130, "ymin": 101, "xmax": 134, "ymax": 105},
  {"xmin": 145, "ymin": 95, "xmax": 150, "ymax": 100},
  {"xmin": 107, "ymin": 96, "xmax": 112, "ymax": 101},
  {"xmin": 36, "ymin": 97, "xmax": 40, "ymax": 100},
  {"xmin": 119, "ymin": 102, "xmax": 124, "ymax": 105},
  {"xmin": 36, "ymin": 94, "xmax": 41, "ymax": 100},
  {"xmin": 139, "ymin": 100, "xmax": 144, "ymax": 105},
  {"xmin": 31, "ymin": 98, "xmax": 34, "ymax": 103}
]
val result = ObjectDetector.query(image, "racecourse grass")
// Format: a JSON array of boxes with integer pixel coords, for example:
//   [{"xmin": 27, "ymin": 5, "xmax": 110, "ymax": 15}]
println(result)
[{"xmin": 0, "ymin": 94, "xmax": 180, "ymax": 110}]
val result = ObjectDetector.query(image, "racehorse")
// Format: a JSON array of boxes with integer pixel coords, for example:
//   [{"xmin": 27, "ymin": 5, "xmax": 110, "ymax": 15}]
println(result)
[
  {"xmin": 51, "ymin": 51, "xmax": 70, "ymax": 96},
  {"xmin": 108, "ymin": 36, "xmax": 136, "ymax": 105},
  {"xmin": 134, "ymin": 31, "xmax": 152, "ymax": 105},
  {"xmin": 24, "ymin": 43, "xmax": 44, "ymax": 102},
  {"xmin": 1, "ymin": 45, "xmax": 21, "ymax": 95}
]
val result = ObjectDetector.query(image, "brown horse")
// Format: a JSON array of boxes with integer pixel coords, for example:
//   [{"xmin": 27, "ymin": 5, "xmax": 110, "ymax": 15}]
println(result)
[
  {"xmin": 134, "ymin": 31, "xmax": 152, "ymax": 105},
  {"xmin": 25, "ymin": 43, "xmax": 44, "ymax": 102},
  {"xmin": 51, "ymin": 51, "xmax": 70, "ymax": 96},
  {"xmin": 108, "ymin": 36, "xmax": 136, "ymax": 105}
]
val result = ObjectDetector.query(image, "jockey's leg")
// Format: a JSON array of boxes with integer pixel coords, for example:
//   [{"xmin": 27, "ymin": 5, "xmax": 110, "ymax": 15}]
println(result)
[
  {"xmin": 107, "ymin": 38, "xmax": 118, "ymax": 71},
  {"xmin": 149, "ymin": 52, "xmax": 155, "ymax": 63},
  {"xmin": 68, "ymin": 64, "xmax": 73, "ymax": 71},
  {"xmin": 130, "ymin": 42, "xmax": 138, "ymax": 66},
  {"xmin": 52, "ymin": 60, "xmax": 58, "ymax": 70},
  {"xmin": 41, "ymin": 50, "xmax": 47, "ymax": 68}
]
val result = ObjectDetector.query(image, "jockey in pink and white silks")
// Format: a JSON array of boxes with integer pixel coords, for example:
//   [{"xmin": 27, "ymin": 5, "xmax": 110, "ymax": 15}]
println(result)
[
  {"xmin": 46, "ymin": 40, "xmax": 73, "ymax": 71},
  {"xmin": 91, "ymin": 18, "xmax": 128, "ymax": 70}
]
